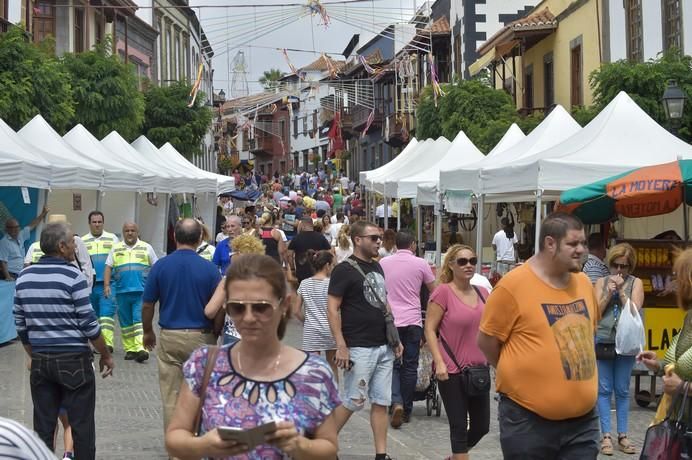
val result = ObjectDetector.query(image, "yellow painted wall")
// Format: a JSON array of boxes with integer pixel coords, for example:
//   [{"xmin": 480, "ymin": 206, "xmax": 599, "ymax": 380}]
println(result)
[{"xmin": 489, "ymin": 0, "xmax": 603, "ymax": 110}]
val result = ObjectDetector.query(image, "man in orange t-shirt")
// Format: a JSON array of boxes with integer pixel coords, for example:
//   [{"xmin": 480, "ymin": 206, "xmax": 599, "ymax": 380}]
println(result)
[{"xmin": 478, "ymin": 213, "xmax": 600, "ymax": 460}]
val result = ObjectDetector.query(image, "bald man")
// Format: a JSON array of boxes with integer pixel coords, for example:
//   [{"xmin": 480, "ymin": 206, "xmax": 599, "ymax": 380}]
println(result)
[
  {"xmin": 0, "ymin": 206, "xmax": 48, "ymax": 281},
  {"xmin": 104, "ymin": 223, "xmax": 158, "ymax": 362}
]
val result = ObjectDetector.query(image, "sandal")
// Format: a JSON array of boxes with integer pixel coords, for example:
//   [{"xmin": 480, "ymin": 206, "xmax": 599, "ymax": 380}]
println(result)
[
  {"xmin": 601, "ymin": 435, "xmax": 614, "ymax": 456},
  {"xmin": 618, "ymin": 435, "xmax": 636, "ymax": 454}
]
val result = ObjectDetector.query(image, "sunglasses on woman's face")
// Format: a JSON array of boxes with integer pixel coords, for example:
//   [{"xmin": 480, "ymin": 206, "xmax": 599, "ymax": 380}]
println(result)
[
  {"xmin": 225, "ymin": 300, "xmax": 279, "ymax": 319},
  {"xmin": 611, "ymin": 263, "xmax": 630, "ymax": 270},
  {"xmin": 456, "ymin": 257, "xmax": 478, "ymax": 267}
]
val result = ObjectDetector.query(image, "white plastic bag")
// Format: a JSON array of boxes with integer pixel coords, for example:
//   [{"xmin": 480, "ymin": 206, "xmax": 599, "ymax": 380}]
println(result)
[{"xmin": 615, "ymin": 299, "xmax": 645, "ymax": 356}]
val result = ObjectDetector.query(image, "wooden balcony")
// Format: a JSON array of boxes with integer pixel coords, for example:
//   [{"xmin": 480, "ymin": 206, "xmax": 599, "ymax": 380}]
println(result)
[
  {"xmin": 353, "ymin": 104, "xmax": 384, "ymax": 131},
  {"xmin": 249, "ymin": 135, "xmax": 273, "ymax": 154},
  {"xmin": 0, "ymin": 18, "xmax": 12, "ymax": 33},
  {"xmin": 384, "ymin": 114, "xmax": 409, "ymax": 148}
]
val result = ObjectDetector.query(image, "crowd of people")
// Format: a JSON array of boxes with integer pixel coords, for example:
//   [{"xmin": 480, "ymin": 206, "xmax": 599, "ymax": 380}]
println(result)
[{"xmin": 4, "ymin": 173, "xmax": 692, "ymax": 460}]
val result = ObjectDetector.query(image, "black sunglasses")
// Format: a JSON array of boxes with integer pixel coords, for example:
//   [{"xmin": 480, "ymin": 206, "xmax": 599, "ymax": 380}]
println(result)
[
  {"xmin": 358, "ymin": 234, "xmax": 382, "ymax": 242},
  {"xmin": 225, "ymin": 300, "xmax": 279, "ymax": 319},
  {"xmin": 456, "ymin": 257, "xmax": 478, "ymax": 267},
  {"xmin": 610, "ymin": 263, "xmax": 630, "ymax": 270}
]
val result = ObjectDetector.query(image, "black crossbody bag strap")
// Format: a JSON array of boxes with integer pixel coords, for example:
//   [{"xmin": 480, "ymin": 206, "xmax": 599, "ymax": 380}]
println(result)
[{"xmin": 344, "ymin": 258, "xmax": 387, "ymax": 312}]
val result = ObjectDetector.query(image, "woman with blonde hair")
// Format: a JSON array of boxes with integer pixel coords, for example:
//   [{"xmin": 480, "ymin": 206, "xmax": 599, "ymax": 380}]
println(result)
[
  {"xmin": 594, "ymin": 242, "xmax": 644, "ymax": 455},
  {"xmin": 166, "ymin": 255, "xmax": 340, "ymax": 460},
  {"xmin": 424, "ymin": 244, "xmax": 490, "ymax": 460},
  {"xmin": 258, "ymin": 212, "xmax": 286, "ymax": 265},
  {"xmin": 204, "ymin": 234, "xmax": 266, "ymax": 346},
  {"xmin": 196, "ymin": 222, "xmax": 216, "ymax": 261},
  {"xmin": 639, "ymin": 248, "xmax": 692, "ymax": 427},
  {"xmin": 334, "ymin": 224, "xmax": 353, "ymax": 263}
]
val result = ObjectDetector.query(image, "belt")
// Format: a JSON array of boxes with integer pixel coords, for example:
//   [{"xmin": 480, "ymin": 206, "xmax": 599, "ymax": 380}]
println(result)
[{"xmin": 163, "ymin": 328, "xmax": 213, "ymax": 334}]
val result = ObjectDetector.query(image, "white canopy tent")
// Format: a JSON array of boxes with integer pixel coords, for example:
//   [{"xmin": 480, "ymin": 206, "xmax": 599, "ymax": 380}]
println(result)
[
  {"xmin": 359, "ymin": 138, "xmax": 419, "ymax": 187},
  {"xmin": 404, "ymin": 131, "xmax": 485, "ymax": 205},
  {"xmin": 65, "ymin": 125, "xmax": 159, "ymax": 192},
  {"xmin": 0, "ymin": 120, "xmax": 53, "ymax": 189},
  {"xmin": 486, "ymin": 123, "xmax": 526, "ymax": 156},
  {"xmin": 159, "ymin": 142, "xmax": 235, "ymax": 194},
  {"xmin": 487, "ymin": 92, "xmax": 692, "ymax": 194},
  {"xmin": 131, "ymin": 136, "xmax": 199, "ymax": 193}
]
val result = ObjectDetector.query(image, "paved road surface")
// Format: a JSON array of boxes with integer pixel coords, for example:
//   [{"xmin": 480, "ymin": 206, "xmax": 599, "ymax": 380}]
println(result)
[{"xmin": 0, "ymin": 320, "xmax": 657, "ymax": 459}]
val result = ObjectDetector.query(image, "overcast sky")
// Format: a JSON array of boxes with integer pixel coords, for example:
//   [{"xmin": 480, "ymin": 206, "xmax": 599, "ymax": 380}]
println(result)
[{"xmin": 188, "ymin": 0, "xmax": 421, "ymax": 96}]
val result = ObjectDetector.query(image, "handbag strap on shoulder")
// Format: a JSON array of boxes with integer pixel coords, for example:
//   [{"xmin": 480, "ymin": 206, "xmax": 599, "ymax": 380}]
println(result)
[{"xmin": 194, "ymin": 346, "xmax": 219, "ymax": 436}]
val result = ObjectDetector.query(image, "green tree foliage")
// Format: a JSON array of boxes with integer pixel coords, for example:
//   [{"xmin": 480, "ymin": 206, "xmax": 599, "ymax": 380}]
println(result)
[
  {"xmin": 143, "ymin": 81, "xmax": 212, "ymax": 158},
  {"xmin": 416, "ymin": 79, "xmax": 543, "ymax": 153},
  {"xmin": 589, "ymin": 50, "xmax": 692, "ymax": 140},
  {"xmin": 259, "ymin": 68, "xmax": 284, "ymax": 90},
  {"xmin": 62, "ymin": 38, "xmax": 144, "ymax": 140},
  {"xmin": 0, "ymin": 27, "xmax": 74, "ymax": 132}
]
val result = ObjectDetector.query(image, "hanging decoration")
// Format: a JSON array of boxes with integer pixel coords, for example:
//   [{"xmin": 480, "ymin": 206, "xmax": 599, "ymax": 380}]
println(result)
[
  {"xmin": 322, "ymin": 53, "xmax": 339, "ymax": 79},
  {"xmin": 306, "ymin": 0, "xmax": 330, "ymax": 28},
  {"xmin": 187, "ymin": 63, "xmax": 204, "ymax": 108},
  {"xmin": 361, "ymin": 109, "xmax": 375, "ymax": 138},
  {"xmin": 282, "ymin": 49, "xmax": 301, "ymax": 76},
  {"xmin": 327, "ymin": 112, "xmax": 344, "ymax": 158},
  {"xmin": 428, "ymin": 53, "xmax": 445, "ymax": 106}
]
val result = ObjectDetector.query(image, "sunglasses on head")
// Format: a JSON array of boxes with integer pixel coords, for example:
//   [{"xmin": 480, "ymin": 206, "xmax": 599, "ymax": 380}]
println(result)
[
  {"xmin": 225, "ymin": 300, "xmax": 279, "ymax": 319},
  {"xmin": 456, "ymin": 257, "xmax": 478, "ymax": 267},
  {"xmin": 358, "ymin": 234, "xmax": 382, "ymax": 242},
  {"xmin": 611, "ymin": 262, "xmax": 630, "ymax": 270}
]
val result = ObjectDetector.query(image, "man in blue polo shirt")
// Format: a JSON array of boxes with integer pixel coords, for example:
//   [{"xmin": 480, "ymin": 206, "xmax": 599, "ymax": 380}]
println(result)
[
  {"xmin": 141, "ymin": 218, "xmax": 221, "ymax": 431},
  {"xmin": 212, "ymin": 215, "xmax": 241, "ymax": 275}
]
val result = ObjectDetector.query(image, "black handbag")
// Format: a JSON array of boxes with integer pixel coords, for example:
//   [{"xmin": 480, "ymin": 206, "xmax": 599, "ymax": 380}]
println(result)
[
  {"xmin": 438, "ymin": 286, "xmax": 490, "ymax": 397},
  {"xmin": 640, "ymin": 382, "xmax": 690, "ymax": 460},
  {"xmin": 595, "ymin": 342, "xmax": 617, "ymax": 360}
]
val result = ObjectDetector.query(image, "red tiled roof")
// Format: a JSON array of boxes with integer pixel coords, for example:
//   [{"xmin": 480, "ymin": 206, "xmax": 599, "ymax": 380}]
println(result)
[
  {"xmin": 427, "ymin": 16, "xmax": 450, "ymax": 35},
  {"xmin": 300, "ymin": 55, "xmax": 346, "ymax": 72},
  {"xmin": 477, "ymin": 7, "xmax": 557, "ymax": 54}
]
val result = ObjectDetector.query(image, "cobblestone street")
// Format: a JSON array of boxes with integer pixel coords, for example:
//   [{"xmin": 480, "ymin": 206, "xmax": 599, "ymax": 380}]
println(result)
[{"xmin": 0, "ymin": 320, "xmax": 660, "ymax": 459}]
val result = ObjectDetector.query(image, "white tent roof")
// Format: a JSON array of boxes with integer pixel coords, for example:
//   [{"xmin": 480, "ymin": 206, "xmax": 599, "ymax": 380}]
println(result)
[
  {"xmin": 378, "ymin": 137, "xmax": 452, "ymax": 196},
  {"xmin": 159, "ymin": 142, "xmax": 235, "ymax": 194},
  {"xmin": 157, "ymin": 143, "xmax": 218, "ymax": 193},
  {"xmin": 131, "ymin": 136, "xmax": 198, "ymax": 193},
  {"xmin": 440, "ymin": 106, "xmax": 580, "ymax": 196},
  {"xmin": 0, "ymin": 120, "xmax": 53, "ymax": 189},
  {"xmin": 63, "ymin": 125, "xmax": 151, "ymax": 192},
  {"xmin": 101, "ymin": 131, "xmax": 177, "ymax": 194},
  {"xmin": 487, "ymin": 123, "xmax": 525, "ymax": 157},
  {"xmin": 488, "ymin": 92, "xmax": 692, "ymax": 194},
  {"xmin": 17, "ymin": 115, "xmax": 105, "ymax": 190},
  {"xmin": 361, "ymin": 138, "xmax": 419, "ymax": 188},
  {"xmin": 394, "ymin": 131, "xmax": 483, "ymax": 202}
]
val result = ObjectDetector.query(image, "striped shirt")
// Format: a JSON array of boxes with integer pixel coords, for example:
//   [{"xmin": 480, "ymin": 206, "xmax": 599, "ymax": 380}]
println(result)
[
  {"xmin": 298, "ymin": 277, "xmax": 336, "ymax": 351},
  {"xmin": 583, "ymin": 254, "xmax": 610, "ymax": 284},
  {"xmin": 14, "ymin": 256, "xmax": 101, "ymax": 353},
  {"xmin": 0, "ymin": 416, "xmax": 56, "ymax": 459}
]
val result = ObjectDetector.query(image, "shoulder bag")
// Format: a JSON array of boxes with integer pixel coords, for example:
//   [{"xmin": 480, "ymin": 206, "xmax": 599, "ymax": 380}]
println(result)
[
  {"xmin": 343, "ymin": 258, "xmax": 400, "ymax": 349},
  {"xmin": 438, "ymin": 285, "xmax": 491, "ymax": 397},
  {"xmin": 640, "ymin": 381, "xmax": 690, "ymax": 459},
  {"xmin": 194, "ymin": 346, "xmax": 219, "ymax": 436}
]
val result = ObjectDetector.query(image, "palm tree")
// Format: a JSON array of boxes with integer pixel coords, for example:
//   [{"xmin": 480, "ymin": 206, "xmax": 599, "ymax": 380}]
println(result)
[{"xmin": 258, "ymin": 68, "xmax": 284, "ymax": 91}]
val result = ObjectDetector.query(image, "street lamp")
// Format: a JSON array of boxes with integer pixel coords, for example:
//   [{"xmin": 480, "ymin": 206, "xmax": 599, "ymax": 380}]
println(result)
[{"xmin": 662, "ymin": 80, "xmax": 686, "ymax": 134}]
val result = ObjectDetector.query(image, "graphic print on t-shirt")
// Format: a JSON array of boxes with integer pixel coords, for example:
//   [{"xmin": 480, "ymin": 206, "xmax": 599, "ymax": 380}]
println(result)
[
  {"xmin": 363, "ymin": 272, "xmax": 386, "ymax": 309},
  {"xmin": 541, "ymin": 300, "xmax": 596, "ymax": 381}
]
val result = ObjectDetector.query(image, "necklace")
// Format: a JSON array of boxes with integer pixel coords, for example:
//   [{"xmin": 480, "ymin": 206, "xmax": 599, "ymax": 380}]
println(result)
[{"xmin": 236, "ymin": 347, "xmax": 282, "ymax": 375}]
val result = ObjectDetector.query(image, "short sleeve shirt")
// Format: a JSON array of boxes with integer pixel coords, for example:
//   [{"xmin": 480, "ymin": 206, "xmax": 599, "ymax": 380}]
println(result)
[
  {"xmin": 0, "ymin": 227, "xmax": 30, "ymax": 274},
  {"xmin": 479, "ymin": 263, "xmax": 599, "ymax": 420},
  {"xmin": 379, "ymin": 250, "xmax": 435, "ymax": 327},
  {"xmin": 288, "ymin": 232, "xmax": 330, "ymax": 282},
  {"xmin": 492, "ymin": 230, "xmax": 518, "ymax": 261},
  {"xmin": 328, "ymin": 256, "xmax": 387, "ymax": 348},
  {"xmin": 183, "ymin": 345, "xmax": 340, "ymax": 460}
]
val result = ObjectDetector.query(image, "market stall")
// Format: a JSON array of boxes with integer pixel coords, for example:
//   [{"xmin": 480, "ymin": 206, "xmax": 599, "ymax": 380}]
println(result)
[{"xmin": 558, "ymin": 159, "xmax": 692, "ymax": 405}]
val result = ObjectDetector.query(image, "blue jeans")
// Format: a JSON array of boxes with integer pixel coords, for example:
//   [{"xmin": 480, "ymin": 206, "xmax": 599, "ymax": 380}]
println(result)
[
  {"xmin": 391, "ymin": 325, "xmax": 423, "ymax": 415},
  {"xmin": 597, "ymin": 354, "xmax": 636, "ymax": 434}
]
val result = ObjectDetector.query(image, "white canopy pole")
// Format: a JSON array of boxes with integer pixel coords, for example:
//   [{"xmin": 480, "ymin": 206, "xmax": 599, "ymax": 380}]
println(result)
[
  {"xmin": 134, "ymin": 192, "xmax": 141, "ymax": 225},
  {"xmin": 416, "ymin": 205, "xmax": 423, "ymax": 255},
  {"xmin": 396, "ymin": 198, "xmax": 401, "ymax": 230},
  {"xmin": 534, "ymin": 190, "xmax": 543, "ymax": 254},
  {"xmin": 435, "ymin": 194, "xmax": 443, "ymax": 266},
  {"xmin": 475, "ymin": 194, "xmax": 484, "ymax": 273},
  {"xmin": 383, "ymin": 189, "xmax": 388, "ymax": 230}
]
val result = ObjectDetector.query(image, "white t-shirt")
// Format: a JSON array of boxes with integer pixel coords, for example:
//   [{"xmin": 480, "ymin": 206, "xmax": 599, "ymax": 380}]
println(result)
[
  {"xmin": 492, "ymin": 229, "xmax": 518, "ymax": 261},
  {"xmin": 339, "ymin": 176, "xmax": 349, "ymax": 191},
  {"xmin": 329, "ymin": 222, "xmax": 344, "ymax": 245},
  {"xmin": 471, "ymin": 273, "xmax": 493, "ymax": 293}
]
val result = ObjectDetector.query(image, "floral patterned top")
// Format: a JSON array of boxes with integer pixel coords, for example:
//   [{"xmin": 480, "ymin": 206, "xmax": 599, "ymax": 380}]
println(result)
[{"xmin": 183, "ymin": 343, "xmax": 341, "ymax": 460}]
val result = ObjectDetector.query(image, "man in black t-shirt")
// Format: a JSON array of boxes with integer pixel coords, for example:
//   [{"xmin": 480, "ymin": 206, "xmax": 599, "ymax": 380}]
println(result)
[
  {"xmin": 327, "ymin": 220, "xmax": 403, "ymax": 460},
  {"xmin": 287, "ymin": 217, "xmax": 330, "ymax": 282}
]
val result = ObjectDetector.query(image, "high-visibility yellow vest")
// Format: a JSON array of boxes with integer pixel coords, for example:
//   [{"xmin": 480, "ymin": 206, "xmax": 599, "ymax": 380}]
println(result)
[
  {"xmin": 111, "ymin": 240, "xmax": 152, "ymax": 293},
  {"xmin": 28, "ymin": 242, "xmax": 44, "ymax": 264},
  {"xmin": 82, "ymin": 231, "xmax": 118, "ymax": 283}
]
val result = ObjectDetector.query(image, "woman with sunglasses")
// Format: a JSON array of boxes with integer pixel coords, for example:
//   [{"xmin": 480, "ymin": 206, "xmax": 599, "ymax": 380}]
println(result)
[
  {"xmin": 593, "ymin": 242, "xmax": 644, "ymax": 456},
  {"xmin": 167, "ymin": 254, "xmax": 340, "ymax": 459},
  {"xmin": 424, "ymin": 244, "xmax": 490, "ymax": 460}
]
